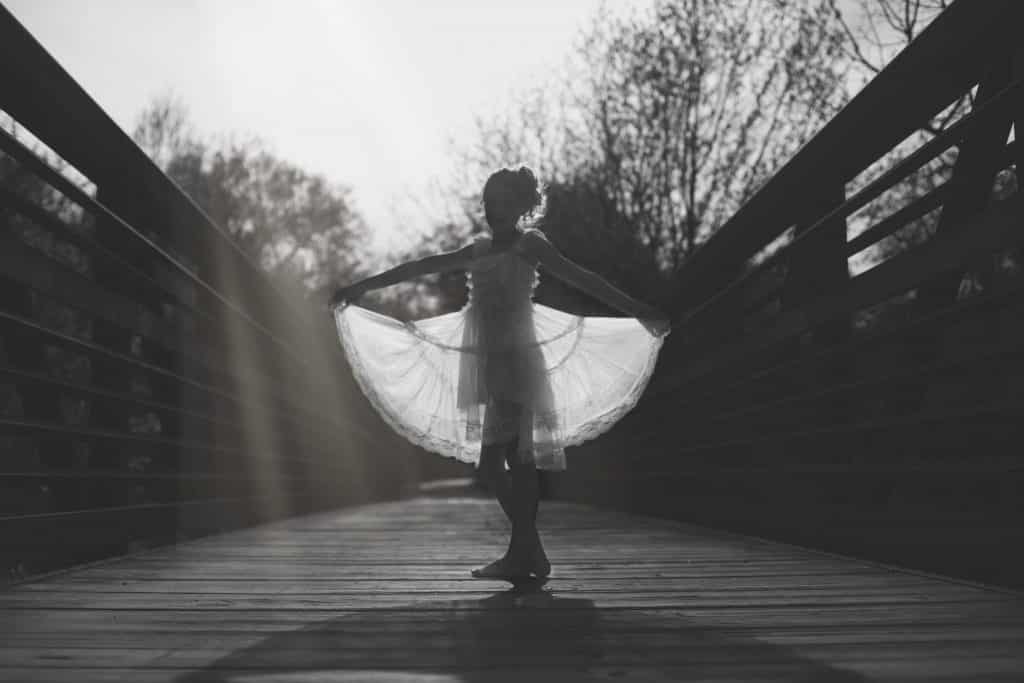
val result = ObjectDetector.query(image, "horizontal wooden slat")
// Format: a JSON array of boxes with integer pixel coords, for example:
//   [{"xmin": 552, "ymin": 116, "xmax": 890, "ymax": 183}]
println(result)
[
  {"xmin": 0, "ymin": 365, "xmax": 252, "ymax": 444},
  {"xmin": 0, "ymin": 417, "xmax": 356, "ymax": 475},
  {"xmin": 0, "ymin": 469, "xmax": 317, "ymax": 483},
  {"xmin": 0, "ymin": 309, "xmax": 366, "ymax": 443},
  {"xmin": 622, "ymin": 399, "xmax": 1023, "ymax": 455},
  {"xmin": 0, "ymin": 497, "xmax": 254, "ymax": 524},
  {"xmin": 683, "ymin": 317, "xmax": 1024, "ymax": 428}
]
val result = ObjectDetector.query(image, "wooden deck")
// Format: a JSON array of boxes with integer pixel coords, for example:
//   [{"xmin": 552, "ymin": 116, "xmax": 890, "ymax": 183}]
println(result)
[{"xmin": 3, "ymin": 487, "xmax": 1024, "ymax": 682}]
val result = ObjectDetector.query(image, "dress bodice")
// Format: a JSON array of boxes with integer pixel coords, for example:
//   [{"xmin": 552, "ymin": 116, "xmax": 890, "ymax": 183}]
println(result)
[{"xmin": 466, "ymin": 237, "xmax": 539, "ymax": 311}]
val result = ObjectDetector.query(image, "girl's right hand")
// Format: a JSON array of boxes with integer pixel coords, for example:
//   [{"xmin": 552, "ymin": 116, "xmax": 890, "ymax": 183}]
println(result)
[
  {"xmin": 327, "ymin": 286, "xmax": 351, "ymax": 312},
  {"xmin": 641, "ymin": 317, "xmax": 671, "ymax": 338}
]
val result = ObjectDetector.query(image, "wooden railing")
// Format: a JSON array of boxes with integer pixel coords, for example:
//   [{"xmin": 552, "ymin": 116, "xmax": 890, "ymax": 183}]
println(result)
[
  {"xmin": 549, "ymin": 0, "xmax": 1024, "ymax": 588},
  {"xmin": 0, "ymin": 6, "xmax": 417, "ymax": 581}
]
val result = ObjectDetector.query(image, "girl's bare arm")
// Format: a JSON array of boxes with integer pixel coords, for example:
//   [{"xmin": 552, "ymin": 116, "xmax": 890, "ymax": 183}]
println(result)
[
  {"xmin": 329, "ymin": 243, "xmax": 477, "ymax": 307},
  {"xmin": 520, "ymin": 230, "xmax": 666, "ymax": 322}
]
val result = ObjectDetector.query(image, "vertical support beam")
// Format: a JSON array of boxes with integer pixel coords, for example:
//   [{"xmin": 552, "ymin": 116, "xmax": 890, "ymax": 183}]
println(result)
[
  {"xmin": 1014, "ymin": 46, "xmax": 1024, "ymax": 192},
  {"xmin": 781, "ymin": 177, "xmax": 850, "ymax": 347},
  {"xmin": 1011, "ymin": 46, "xmax": 1024, "ymax": 287},
  {"xmin": 778, "ymin": 176, "xmax": 852, "ymax": 442},
  {"xmin": 907, "ymin": 53, "xmax": 1017, "ymax": 422},
  {"xmin": 917, "ymin": 57, "xmax": 1015, "ymax": 309}
]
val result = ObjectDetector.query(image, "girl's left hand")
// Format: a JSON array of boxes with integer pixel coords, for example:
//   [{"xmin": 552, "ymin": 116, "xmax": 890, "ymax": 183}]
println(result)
[
  {"xmin": 327, "ymin": 287, "xmax": 351, "ymax": 311},
  {"xmin": 641, "ymin": 317, "xmax": 671, "ymax": 338}
]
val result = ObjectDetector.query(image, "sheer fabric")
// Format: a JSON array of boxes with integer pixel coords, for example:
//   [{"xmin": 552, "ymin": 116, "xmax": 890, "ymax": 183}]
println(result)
[{"xmin": 332, "ymin": 233, "xmax": 664, "ymax": 471}]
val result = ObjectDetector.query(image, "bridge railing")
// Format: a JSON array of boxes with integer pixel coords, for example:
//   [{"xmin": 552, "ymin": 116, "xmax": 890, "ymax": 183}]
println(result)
[
  {"xmin": 551, "ymin": 0, "xmax": 1024, "ymax": 588},
  {"xmin": 0, "ymin": 6, "xmax": 416, "ymax": 581}
]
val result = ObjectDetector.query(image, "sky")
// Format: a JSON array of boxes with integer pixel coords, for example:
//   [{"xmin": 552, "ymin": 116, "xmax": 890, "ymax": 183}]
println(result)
[{"xmin": 4, "ymin": 0, "xmax": 649, "ymax": 255}]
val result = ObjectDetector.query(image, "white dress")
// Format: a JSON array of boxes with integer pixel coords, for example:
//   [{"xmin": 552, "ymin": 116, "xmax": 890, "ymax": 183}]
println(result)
[{"xmin": 332, "ymin": 230, "xmax": 665, "ymax": 471}]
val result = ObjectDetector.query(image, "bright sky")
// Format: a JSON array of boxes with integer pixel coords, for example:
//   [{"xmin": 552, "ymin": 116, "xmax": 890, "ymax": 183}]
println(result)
[{"xmin": 5, "ymin": 0, "xmax": 648, "ymax": 255}]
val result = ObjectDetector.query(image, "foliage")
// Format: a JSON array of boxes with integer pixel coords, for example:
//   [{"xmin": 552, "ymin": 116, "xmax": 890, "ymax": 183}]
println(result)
[
  {"xmin": 578, "ymin": 0, "xmax": 851, "ymax": 269},
  {"xmin": 131, "ymin": 95, "xmax": 366, "ymax": 293}
]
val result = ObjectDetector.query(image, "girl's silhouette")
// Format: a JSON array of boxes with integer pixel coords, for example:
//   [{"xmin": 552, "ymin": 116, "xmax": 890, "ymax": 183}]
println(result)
[{"xmin": 328, "ymin": 166, "xmax": 669, "ymax": 582}]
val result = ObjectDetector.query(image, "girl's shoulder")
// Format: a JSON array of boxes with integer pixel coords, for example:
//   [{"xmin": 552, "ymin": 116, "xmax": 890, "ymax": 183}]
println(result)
[
  {"xmin": 518, "ymin": 227, "xmax": 547, "ymax": 242},
  {"xmin": 514, "ymin": 227, "xmax": 551, "ymax": 258},
  {"xmin": 469, "ymin": 229, "xmax": 549, "ymax": 261},
  {"xmin": 469, "ymin": 234, "xmax": 494, "ymax": 260}
]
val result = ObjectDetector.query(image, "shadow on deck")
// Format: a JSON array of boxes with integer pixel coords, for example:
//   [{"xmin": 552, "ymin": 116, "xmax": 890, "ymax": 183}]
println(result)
[{"xmin": 3, "ymin": 491, "xmax": 1023, "ymax": 682}]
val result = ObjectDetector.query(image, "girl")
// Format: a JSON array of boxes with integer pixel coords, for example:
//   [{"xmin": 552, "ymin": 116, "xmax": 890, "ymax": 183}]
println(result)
[{"xmin": 328, "ymin": 166, "xmax": 669, "ymax": 582}]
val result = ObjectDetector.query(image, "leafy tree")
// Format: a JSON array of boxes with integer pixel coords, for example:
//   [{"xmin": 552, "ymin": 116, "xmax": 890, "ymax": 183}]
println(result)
[
  {"xmin": 131, "ymin": 95, "xmax": 366, "ymax": 293},
  {"xmin": 406, "ymin": 0, "xmax": 854, "ymax": 316},
  {"xmin": 577, "ymin": 0, "xmax": 852, "ymax": 270}
]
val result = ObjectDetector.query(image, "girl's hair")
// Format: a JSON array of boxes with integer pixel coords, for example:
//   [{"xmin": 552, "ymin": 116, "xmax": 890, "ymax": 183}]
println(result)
[{"xmin": 482, "ymin": 165, "xmax": 545, "ymax": 229}]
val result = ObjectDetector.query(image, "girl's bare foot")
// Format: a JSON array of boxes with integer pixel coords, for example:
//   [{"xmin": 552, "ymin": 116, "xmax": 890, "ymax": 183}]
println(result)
[
  {"xmin": 533, "ymin": 544, "xmax": 551, "ymax": 578},
  {"xmin": 471, "ymin": 554, "xmax": 534, "ymax": 581}
]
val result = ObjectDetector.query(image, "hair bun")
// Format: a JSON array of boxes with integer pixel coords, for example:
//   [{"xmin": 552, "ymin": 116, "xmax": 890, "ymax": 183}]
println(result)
[
  {"xmin": 483, "ymin": 165, "xmax": 543, "ymax": 223},
  {"xmin": 512, "ymin": 166, "xmax": 540, "ymax": 211}
]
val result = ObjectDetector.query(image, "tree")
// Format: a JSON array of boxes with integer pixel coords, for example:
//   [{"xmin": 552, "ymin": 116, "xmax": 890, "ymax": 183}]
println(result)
[
  {"xmin": 409, "ymin": 0, "xmax": 854, "ymax": 318},
  {"xmin": 448, "ymin": 0, "xmax": 853, "ymax": 268},
  {"xmin": 579, "ymin": 0, "xmax": 852, "ymax": 270},
  {"xmin": 131, "ymin": 95, "xmax": 366, "ymax": 294}
]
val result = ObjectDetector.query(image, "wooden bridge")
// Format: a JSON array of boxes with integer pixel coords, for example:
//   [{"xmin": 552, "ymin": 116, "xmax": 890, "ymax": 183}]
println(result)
[
  {"xmin": 2, "ymin": 1, "xmax": 1023, "ymax": 680},
  {"xmin": 4, "ymin": 490, "xmax": 1024, "ymax": 682}
]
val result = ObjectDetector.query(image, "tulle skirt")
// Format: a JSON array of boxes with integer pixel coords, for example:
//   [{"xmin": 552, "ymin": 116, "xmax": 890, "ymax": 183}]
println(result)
[{"xmin": 333, "ymin": 301, "xmax": 663, "ymax": 471}]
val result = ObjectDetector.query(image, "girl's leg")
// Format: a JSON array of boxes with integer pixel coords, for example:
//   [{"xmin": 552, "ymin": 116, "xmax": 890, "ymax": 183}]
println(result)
[
  {"xmin": 478, "ymin": 438, "xmax": 514, "ymax": 522},
  {"xmin": 473, "ymin": 399, "xmax": 549, "ymax": 578},
  {"xmin": 472, "ymin": 400, "xmax": 519, "ymax": 578},
  {"xmin": 506, "ymin": 448, "xmax": 550, "ymax": 577}
]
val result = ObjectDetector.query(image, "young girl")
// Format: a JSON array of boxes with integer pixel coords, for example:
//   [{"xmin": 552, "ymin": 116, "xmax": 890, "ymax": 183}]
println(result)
[{"xmin": 328, "ymin": 166, "xmax": 669, "ymax": 582}]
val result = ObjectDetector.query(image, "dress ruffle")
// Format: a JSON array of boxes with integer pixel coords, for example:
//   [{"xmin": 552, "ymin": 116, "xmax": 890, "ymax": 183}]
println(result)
[{"xmin": 333, "ymin": 300, "xmax": 663, "ymax": 471}]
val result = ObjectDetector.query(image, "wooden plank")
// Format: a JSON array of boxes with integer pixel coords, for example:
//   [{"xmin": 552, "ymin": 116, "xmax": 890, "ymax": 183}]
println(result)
[{"xmin": 1, "ymin": 495, "xmax": 1022, "ymax": 682}]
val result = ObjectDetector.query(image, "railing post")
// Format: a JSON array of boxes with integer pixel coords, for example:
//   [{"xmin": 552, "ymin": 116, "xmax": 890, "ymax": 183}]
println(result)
[
  {"xmin": 777, "ymin": 176, "xmax": 852, "ymax": 441},
  {"xmin": 781, "ymin": 176, "xmax": 851, "ymax": 348},
  {"xmin": 1014, "ymin": 46, "xmax": 1024, "ymax": 197},
  {"xmin": 90, "ymin": 184, "xmax": 176, "ymax": 521},
  {"xmin": 916, "ymin": 55, "xmax": 1015, "ymax": 309}
]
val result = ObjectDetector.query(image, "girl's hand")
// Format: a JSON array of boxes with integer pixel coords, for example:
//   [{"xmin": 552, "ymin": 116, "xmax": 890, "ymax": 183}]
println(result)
[
  {"xmin": 327, "ymin": 286, "xmax": 353, "ymax": 311},
  {"xmin": 641, "ymin": 317, "xmax": 671, "ymax": 338},
  {"xmin": 639, "ymin": 306, "xmax": 671, "ymax": 337}
]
